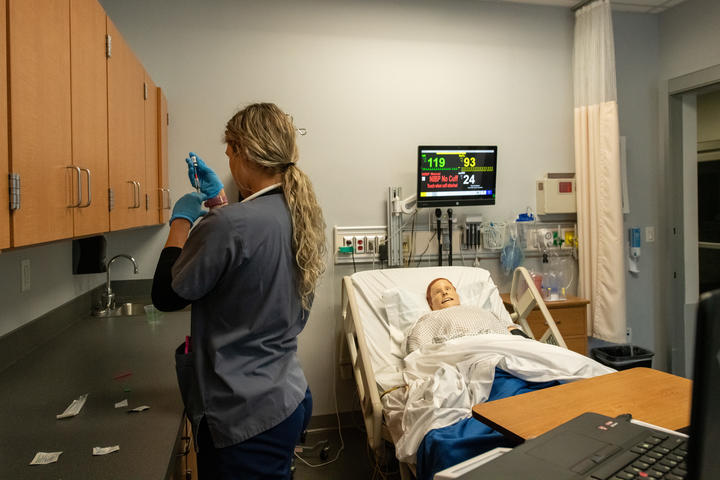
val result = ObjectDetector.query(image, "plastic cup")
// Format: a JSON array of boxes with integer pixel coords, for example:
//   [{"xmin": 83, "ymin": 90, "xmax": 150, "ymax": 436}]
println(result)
[{"xmin": 144, "ymin": 304, "xmax": 160, "ymax": 322}]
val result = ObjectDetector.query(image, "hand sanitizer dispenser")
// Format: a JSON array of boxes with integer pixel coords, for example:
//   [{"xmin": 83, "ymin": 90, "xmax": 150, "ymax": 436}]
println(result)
[{"xmin": 628, "ymin": 227, "xmax": 641, "ymax": 274}]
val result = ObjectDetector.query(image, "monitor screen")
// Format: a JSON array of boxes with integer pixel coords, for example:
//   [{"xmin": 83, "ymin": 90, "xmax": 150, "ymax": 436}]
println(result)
[{"xmin": 417, "ymin": 145, "xmax": 497, "ymax": 208}]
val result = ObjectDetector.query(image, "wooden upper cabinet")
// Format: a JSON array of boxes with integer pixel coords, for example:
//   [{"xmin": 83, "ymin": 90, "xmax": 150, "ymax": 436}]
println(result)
[
  {"xmin": 107, "ymin": 18, "xmax": 146, "ymax": 231},
  {"xmin": 0, "ymin": 1, "xmax": 9, "ymax": 249},
  {"xmin": 71, "ymin": 0, "xmax": 109, "ymax": 237},
  {"xmin": 158, "ymin": 88, "xmax": 170, "ymax": 224},
  {"xmin": 8, "ymin": 0, "xmax": 73, "ymax": 247},
  {"xmin": 144, "ymin": 73, "xmax": 159, "ymax": 225}
]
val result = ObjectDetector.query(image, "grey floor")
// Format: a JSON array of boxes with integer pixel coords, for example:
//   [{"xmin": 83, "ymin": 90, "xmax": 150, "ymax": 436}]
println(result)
[{"xmin": 293, "ymin": 426, "xmax": 402, "ymax": 480}]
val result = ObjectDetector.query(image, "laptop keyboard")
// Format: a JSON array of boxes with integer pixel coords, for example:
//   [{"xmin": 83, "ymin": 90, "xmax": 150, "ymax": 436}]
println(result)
[{"xmin": 583, "ymin": 432, "xmax": 688, "ymax": 480}]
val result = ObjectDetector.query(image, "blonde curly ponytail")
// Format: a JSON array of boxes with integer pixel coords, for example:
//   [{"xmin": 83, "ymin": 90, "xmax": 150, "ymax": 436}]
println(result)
[{"xmin": 225, "ymin": 103, "xmax": 326, "ymax": 311}]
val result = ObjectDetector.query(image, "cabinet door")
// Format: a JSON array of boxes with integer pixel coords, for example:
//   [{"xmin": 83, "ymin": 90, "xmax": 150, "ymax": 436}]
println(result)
[
  {"xmin": 8, "ymin": 0, "xmax": 73, "ymax": 247},
  {"xmin": 144, "ymin": 73, "xmax": 159, "ymax": 225},
  {"xmin": 158, "ymin": 88, "xmax": 170, "ymax": 224},
  {"xmin": 71, "ymin": 0, "xmax": 109, "ymax": 236},
  {"xmin": 0, "ymin": 1, "xmax": 9, "ymax": 249},
  {"xmin": 107, "ymin": 18, "xmax": 145, "ymax": 231}
]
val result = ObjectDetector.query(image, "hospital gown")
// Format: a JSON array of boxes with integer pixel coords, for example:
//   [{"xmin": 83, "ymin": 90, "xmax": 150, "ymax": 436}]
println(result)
[{"xmin": 404, "ymin": 305, "xmax": 514, "ymax": 354}]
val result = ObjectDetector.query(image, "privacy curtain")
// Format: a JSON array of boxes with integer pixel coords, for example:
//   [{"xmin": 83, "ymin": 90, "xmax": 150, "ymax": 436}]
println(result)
[{"xmin": 573, "ymin": 0, "xmax": 626, "ymax": 343}]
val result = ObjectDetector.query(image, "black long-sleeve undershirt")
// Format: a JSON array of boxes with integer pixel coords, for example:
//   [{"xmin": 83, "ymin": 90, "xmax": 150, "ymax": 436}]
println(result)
[{"xmin": 151, "ymin": 247, "xmax": 192, "ymax": 311}]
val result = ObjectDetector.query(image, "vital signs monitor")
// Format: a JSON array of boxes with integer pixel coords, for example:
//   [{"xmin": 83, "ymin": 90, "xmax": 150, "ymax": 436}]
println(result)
[{"xmin": 417, "ymin": 146, "xmax": 497, "ymax": 208}]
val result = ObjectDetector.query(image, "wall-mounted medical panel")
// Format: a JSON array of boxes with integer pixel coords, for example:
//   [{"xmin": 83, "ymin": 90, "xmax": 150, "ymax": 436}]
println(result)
[
  {"xmin": 334, "ymin": 226, "xmax": 386, "ymax": 264},
  {"xmin": 536, "ymin": 174, "xmax": 577, "ymax": 215}
]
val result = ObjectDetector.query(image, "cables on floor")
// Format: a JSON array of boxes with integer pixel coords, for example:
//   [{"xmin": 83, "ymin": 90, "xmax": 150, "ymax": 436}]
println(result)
[{"xmin": 293, "ymin": 326, "xmax": 346, "ymax": 469}]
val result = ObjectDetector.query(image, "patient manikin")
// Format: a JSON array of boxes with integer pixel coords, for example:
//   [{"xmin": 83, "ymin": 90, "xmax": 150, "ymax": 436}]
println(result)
[{"xmin": 404, "ymin": 278, "xmax": 529, "ymax": 354}]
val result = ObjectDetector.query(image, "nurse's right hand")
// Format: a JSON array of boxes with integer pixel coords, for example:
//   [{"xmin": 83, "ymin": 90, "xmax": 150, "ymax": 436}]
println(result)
[
  {"xmin": 170, "ymin": 192, "xmax": 207, "ymax": 225},
  {"xmin": 185, "ymin": 152, "xmax": 224, "ymax": 200}
]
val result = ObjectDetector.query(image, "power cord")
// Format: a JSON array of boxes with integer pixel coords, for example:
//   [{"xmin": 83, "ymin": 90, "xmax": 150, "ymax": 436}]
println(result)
[
  {"xmin": 293, "ymin": 319, "xmax": 346, "ymax": 469},
  {"xmin": 415, "ymin": 230, "xmax": 437, "ymax": 267}
]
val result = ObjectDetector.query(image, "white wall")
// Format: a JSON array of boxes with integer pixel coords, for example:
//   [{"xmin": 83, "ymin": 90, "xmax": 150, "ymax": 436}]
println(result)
[
  {"xmin": 659, "ymin": 0, "xmax": 720, "ymax": 81},
  {"xmin": 612, "ymin": 12, "xmax": 661, "ymax": 361}
]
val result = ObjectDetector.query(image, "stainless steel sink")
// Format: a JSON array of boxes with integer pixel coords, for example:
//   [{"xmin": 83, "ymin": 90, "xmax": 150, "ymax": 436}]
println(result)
[{"xmin": 93, "ymin": 302, "xmax": 147, "ymax": 317}]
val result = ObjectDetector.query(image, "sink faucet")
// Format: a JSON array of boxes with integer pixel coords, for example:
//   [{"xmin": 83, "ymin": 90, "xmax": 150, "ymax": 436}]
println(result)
[{"xmin": 103, "ymin": 254, "xmax": 139, "ymax": 310}]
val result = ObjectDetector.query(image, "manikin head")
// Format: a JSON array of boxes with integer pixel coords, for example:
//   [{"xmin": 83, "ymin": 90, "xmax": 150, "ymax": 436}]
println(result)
[{"xmin": 426, "ymin": 278, "xmax": 461, "ymax": 311}]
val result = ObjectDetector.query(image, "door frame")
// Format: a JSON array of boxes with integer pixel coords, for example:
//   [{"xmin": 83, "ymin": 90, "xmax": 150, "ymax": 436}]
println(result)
[{"xmin": 665, "ymin": 64, "xmax": 720, "ymax": 378}]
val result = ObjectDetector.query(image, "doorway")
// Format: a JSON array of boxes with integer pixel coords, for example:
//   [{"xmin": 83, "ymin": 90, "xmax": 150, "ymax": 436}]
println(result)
[
  {"xmin": 697, "ymin": 91, "xmax": 720, "ymax": 294},
  {"xmin": 666, "ymin": 66, "xmax": 720, "ymax": 378}
]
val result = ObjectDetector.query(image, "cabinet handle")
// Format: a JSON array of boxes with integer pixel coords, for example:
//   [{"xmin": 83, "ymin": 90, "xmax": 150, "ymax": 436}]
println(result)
[
  {"xmin": 67, "ymin": 166, "xmax": 82, "ymax": 207},
  {"xmin": 160, "ymin": 188, "xmax": 171, "ymax": 209},
  {"xmin": 127, "ymin": 181, "xmax": 140, "ymax": 209},
  {"xmin": 79, "ymin": 168, "xmax": 92, "ymax": 208},
  {"xmin": 135, "ymin": 181, "xmax": 142, "ymax": 208}
]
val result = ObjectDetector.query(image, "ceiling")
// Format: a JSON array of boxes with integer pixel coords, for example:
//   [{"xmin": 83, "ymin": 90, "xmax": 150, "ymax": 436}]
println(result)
[{"xmin": 491, "ymin": 0, "xmax": 687, "ymax": 13}]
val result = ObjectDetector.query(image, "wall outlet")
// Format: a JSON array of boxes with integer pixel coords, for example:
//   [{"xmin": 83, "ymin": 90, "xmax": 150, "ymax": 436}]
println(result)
[
  {"xmin": 645, "ymin": 226, "xmax": 656, "ymax": 243},
  {"xmin": 334, "ymin": 226, "xmax": 387, "ymax": 264},
  {"xmin": 366, "ymin": 235, "xmax": 377, "ymax": 254},
  {"xmin": 353, "ymin": 236, "xmax": 366, "ymax": 253},
  {"xmin": 626, "ymin": 327, "xmax": 632, "ymax": 344},
  {"xmin": 21, "ymin": 259, "xmax": 31, "ymax": 292}
]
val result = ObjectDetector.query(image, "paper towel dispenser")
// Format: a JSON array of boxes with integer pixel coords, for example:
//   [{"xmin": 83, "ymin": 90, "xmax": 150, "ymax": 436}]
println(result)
[{"xmin": 536, "ymin": 173, "xmax": 576, "ymax": 215}]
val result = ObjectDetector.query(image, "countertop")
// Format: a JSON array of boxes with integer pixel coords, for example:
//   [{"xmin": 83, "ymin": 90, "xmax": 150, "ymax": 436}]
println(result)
[{"xmin": 0, "ymin": 305, "xmax": 190, "ymax": 479}]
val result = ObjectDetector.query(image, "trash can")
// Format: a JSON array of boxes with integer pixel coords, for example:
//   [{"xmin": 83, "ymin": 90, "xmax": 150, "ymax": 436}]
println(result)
[{"xmin": 590, "ymin": 345, "xmax": 654, "ymax": 371}]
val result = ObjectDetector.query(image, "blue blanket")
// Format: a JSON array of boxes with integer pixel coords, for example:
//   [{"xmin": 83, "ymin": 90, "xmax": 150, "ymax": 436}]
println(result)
[{"xmin": 415, "ymin": 368, "xmax": 559, "ymax": 480}]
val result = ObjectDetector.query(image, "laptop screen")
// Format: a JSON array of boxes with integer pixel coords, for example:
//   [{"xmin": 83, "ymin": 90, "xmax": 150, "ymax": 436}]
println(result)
[{"xmin": 688, "ymin": 290, "xmax": 720, "ymax": 479}]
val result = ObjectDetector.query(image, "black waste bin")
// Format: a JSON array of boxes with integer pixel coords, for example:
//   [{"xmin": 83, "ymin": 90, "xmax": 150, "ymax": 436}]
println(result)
[{"xmin": 590, "ymin": 345, "xmax": 654, "ymax": 370}]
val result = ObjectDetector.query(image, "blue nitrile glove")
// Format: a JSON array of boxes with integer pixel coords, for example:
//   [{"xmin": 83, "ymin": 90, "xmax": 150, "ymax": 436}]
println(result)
[
  {"xmin": 170, "ymin": 192, "xmax": 207, "ymax": 225},
  {"xmin": 185, "ymin": 152, "xmax": 224, "ymax": 200}
]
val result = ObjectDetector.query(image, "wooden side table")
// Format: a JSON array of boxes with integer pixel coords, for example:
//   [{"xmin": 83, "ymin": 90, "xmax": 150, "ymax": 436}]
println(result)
[
  {"xmin": 501, "ymin": 293, "xmax": 589, "ymax": 355},
  {"xmin": 472, "ymin": 367, "xmax": 691, "ymax": 441}
]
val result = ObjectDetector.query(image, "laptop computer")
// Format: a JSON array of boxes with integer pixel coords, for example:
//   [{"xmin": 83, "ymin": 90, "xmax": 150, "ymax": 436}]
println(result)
[{"xmin": 435, "ymin": 289, "xmax": 720, "ymax": 480}]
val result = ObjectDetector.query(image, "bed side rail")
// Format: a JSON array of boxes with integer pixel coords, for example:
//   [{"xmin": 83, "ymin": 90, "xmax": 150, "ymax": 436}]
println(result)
[
  {"xmin": 341, "ymin": 276, "xmax": 384, "ymax": 455},
  {"xmin": 509, "ymin": 267, "xmax": 568, "ymax": 349}
]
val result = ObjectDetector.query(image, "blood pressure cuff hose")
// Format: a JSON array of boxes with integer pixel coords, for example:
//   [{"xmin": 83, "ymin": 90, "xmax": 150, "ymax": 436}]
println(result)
[{"xmin": 151, "ymin": 247, "xmax": 192, "ymax": 311}]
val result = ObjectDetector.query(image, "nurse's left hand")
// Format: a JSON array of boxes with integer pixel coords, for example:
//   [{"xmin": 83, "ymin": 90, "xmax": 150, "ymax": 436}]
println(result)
[
  {"xmin": 170, "ymin": 192, "xmax": 207, "ymax": 225},
  {"xmin": 185, "ymin": 152, "xmax": 224, "ymax": 200}
]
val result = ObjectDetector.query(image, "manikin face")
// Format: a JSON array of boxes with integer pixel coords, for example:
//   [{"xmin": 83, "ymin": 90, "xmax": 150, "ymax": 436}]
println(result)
[{"xmin": 428, "ymin": 279, "xmax": 460, "ymax": 311}]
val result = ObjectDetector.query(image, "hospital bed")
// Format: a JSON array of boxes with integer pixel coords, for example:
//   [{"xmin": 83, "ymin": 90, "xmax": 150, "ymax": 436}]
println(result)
[{"xmin": 340, "ymin": 265, "xmax": 571, "ymax": 479}]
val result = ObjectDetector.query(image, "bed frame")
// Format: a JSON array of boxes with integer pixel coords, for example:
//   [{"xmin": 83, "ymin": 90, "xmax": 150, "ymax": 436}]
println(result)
[{"xmin": 340, "ymin": 266, "xmax": 567, "ymax": 477}]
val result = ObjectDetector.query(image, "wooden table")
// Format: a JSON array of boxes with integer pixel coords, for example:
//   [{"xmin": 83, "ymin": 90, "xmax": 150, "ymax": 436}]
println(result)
[
  {"xmin": 472, "ymin": 367, "xmax": 692, "ymax": 442},
  {"xmin": 501, "ymin": 293, "xmax": 589, "ymax": 355}
]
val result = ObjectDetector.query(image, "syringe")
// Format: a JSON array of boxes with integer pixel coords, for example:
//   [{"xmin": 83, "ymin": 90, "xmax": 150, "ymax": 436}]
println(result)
[{"xmin": 190, "ymin": 155, "xmax": 201, "ymax": 193}]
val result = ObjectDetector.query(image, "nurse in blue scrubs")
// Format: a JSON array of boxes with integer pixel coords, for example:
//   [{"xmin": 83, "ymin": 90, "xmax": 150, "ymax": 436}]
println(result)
[{"xmin": 152, "ymin": 103, "xmax": 326, "ymax": 479}]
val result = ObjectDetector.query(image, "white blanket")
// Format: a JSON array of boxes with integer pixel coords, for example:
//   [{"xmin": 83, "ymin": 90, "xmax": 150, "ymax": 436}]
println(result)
[{"xmin": 382, "ymin": 334, "xmax": 615, "ymax": 463}]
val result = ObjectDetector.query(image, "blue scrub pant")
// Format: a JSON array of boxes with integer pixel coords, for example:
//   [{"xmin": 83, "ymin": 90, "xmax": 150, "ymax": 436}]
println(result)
[{"xmin": 197, "ymin": 388, "xmax": 312, "ymax": 480}]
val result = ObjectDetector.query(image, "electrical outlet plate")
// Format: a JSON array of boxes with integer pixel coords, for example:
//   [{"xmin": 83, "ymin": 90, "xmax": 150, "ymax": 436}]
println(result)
[{"xmin": 334, "ymin": 226, "xmax": 386, "ymax": 264}]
